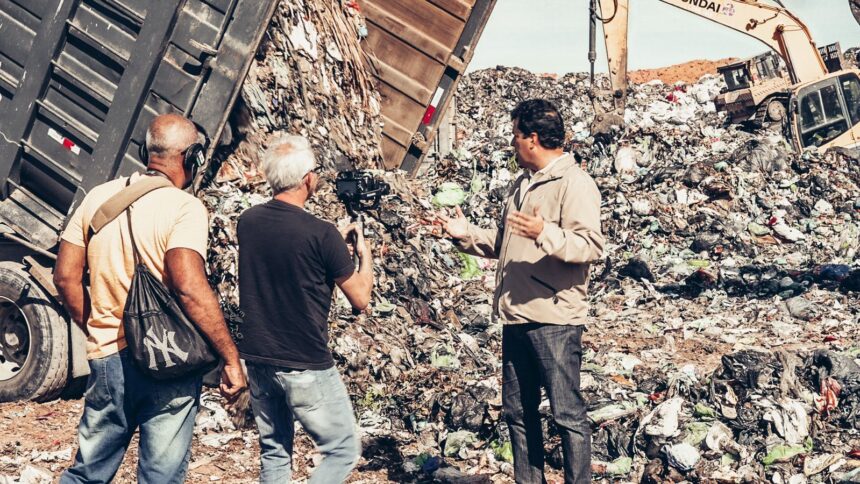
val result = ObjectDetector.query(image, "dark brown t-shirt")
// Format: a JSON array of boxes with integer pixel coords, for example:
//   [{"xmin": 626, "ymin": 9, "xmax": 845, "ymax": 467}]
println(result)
[{"xmin": 237, "ymin": 200, "xmax": 353, "ymax": 369}]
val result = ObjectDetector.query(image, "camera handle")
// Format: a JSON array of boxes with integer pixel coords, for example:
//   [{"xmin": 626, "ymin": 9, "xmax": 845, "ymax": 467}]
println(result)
[{"xmin": 348, "ymin": 212, "xmax": 364, "ymax": 316}]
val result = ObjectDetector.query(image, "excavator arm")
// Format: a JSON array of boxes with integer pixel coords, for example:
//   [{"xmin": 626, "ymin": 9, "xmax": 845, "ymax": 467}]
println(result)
[
  {"xmin": 589, "ymin": 0, "xmax": 629, "ymax": 138},
  {"xmin": 589, "ymin": 0, "xmax": 829, "ymax": 137},
  {"xmin": 658, "ymin": 0, "xmax": 826, "ymax": 84}
]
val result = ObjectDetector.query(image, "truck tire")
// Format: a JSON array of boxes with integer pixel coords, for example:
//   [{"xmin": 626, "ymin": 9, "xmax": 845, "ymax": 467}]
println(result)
[{"xmin": 0, "ymin": 262, "xmax": 68, "ymax": 402}]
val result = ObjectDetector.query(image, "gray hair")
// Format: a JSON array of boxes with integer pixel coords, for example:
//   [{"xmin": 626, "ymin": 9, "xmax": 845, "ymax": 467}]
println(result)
[
  {"xmin": 144, "ymin": 115, "xmax": 201, "ymax": 159},
  {"xmin": 261, "ymin": 135, "xmax": 317, "ymax": 194},
  {"xmin": 145, "ymin": 125, "xmax": 177, "ymax": 158}
]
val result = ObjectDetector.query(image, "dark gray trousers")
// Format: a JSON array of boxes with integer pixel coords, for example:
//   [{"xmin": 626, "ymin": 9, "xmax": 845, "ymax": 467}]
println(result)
[{"xmin": 502, "ymin": 323, "xmax": 591, "ymax": 484}]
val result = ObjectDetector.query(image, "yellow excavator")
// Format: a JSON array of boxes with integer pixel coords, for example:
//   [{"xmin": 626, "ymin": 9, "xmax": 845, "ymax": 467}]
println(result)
[{"xmin": 589, "ymin": 0, "xmax": 860, "ymax": 152}]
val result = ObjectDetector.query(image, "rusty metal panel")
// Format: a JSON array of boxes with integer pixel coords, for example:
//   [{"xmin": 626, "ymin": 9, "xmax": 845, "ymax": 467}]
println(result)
[{"xmin": 360, "ymin": 0, "xmax": 496, "ymax": 172}]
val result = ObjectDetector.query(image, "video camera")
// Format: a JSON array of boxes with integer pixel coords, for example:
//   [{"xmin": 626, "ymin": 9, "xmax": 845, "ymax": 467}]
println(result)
[{"xmin": 335, "ymin": 170, "xmax": 390, "ymax": 218}]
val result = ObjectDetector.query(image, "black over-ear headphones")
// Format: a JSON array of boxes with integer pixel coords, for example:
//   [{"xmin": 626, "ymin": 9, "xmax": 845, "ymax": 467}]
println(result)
[{"xmin": 139, "ymin": 119, "xmax": 210, "ymax": 171}]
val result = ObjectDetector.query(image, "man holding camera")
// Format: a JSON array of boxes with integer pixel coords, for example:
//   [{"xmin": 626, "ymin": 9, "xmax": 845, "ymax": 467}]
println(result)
[{"xmin": 237, "ymin": 135, "xmax": 373, "ymax": 483}]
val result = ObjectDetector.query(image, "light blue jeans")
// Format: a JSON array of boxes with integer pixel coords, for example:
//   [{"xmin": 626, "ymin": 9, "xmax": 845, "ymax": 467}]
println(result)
[
  {"xmin": 247, "ymin": 363, "xmax": 360, "ymax": 484},
  {"xmin": 61, "ymin": 349, "xmax": 202, "ymax": 484}
]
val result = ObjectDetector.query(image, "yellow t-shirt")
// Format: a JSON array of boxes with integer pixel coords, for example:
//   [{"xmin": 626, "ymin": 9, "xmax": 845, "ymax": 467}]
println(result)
[{"xmin": 61, "ymin": 173, "xmax": 209, "ymax": 359}]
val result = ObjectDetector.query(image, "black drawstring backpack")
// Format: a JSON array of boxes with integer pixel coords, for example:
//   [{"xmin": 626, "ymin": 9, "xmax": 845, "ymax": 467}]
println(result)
[{"xmin": 88, "ymin": 176, "xmax": 218, "ymax": 379}]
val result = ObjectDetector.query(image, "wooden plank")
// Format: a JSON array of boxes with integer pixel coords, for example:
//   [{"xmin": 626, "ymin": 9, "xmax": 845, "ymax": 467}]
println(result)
[
  {"xmin": 363, "ymin": 27, "xmax": 445, "ymax": 101},
  {"xmin": 75, "ymin": 1, "xmax": 184, "ymax": 195},
  {"xmin": 379, "ymin": 112, "xmax": 413, "ymax": 148},
  {"xmin": 370, "ymin": 57, "xmax": 435, "ymax": 105},
  {"xmin": 362, "ymin": 0, "xmax": 465, "ymax": 62},
  {"xmin": 381, "ymin": 136, "xmax": 406, "ymax": 170},
  {"xmin": 12, "ymin": 0, "xmax": 52, "ymax": 19},
  {"xmin": 0, "ymin": 9, "xmax": 35, "ymax": 69},
  {"xmin": 377, "ymin": 82, "xmax": 425, "ymax": 143},
  {"xmin": 0, "ymin": 0, "xmax": 77, "ymax": 189},
  {"xmin": 427, "ymin": 0, "xmax": 474, "ymax": 21}
]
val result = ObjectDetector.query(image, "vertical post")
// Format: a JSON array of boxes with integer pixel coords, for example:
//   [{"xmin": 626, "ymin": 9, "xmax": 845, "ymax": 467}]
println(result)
[{"xmin": 589, "ymin": 0, "xmax": 597, "ymax": 85}]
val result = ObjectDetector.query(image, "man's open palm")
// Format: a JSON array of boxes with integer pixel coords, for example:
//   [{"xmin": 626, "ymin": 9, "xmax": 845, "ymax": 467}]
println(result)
[{"xmin": 436, "ymin": 207, "xmax": 469, "ymax": 240}]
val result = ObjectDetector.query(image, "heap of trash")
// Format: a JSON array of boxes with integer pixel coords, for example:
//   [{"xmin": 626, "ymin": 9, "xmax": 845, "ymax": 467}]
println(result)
[{"xmin": 191, "ymin": 2, "xmax": 860, "ymax": 481}]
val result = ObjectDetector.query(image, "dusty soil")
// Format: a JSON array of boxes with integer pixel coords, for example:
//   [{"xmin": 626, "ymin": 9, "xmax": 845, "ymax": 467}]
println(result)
[
  {"xmin": 0, "ymin": 395, "xmax": 403, "ymax": 483},
  {"xmin": 629, "ymin": 58, "xmax": 737, "ymax": 85},
  {"xmin": 0, "ymin": 323, "xmax": 722, "ymax": 484}
]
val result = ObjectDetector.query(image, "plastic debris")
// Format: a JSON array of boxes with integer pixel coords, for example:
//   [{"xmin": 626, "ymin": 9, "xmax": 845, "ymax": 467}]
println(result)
[{"xmin": 664, "ymin": 442, "xmax": 700, "ymax": 471}]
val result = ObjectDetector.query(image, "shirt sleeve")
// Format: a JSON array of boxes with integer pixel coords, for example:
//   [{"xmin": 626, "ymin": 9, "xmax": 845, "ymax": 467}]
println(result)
[
  {"xmin": 324, "ymin": 225, "xmax": 355, "ymax": 281},
  {"xmin": 166, "ymin": 198, "xmax": 209, "ymax": 260},
  {"xmin": 60, "ymin": 201, "xmax": 88, "ymax": 248}
]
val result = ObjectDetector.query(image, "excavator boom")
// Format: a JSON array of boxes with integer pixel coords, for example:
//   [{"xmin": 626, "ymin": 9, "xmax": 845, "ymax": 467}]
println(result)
[
  {"xmin": 659, "ymin": 0, "xmax": 826, "ymax": 84},
  {"xmin": 590, "ymin": 0, "xmax": 831, "ymax": 137},
  {"xmin": 589, "ymin": 0, "xmax": 630, "ymax": 137}
]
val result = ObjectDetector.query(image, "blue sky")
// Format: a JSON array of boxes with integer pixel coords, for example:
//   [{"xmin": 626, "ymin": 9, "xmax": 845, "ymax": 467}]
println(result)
[{"xmin": 469, "ymin": 0, "xmax": 860, "ymax": 73}]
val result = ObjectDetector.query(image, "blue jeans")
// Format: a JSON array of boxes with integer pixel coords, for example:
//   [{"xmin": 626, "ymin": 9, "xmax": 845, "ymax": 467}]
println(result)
[
  {"xmin": 247, "ymin": 363, "xmax": 359, "ymax": 484},
  {"xmin": 503, "ymin": 324, "xmax": 591, "ymax": 484},
  {"xmin": 61, "ymin": 349, "xmax": 202, "ymax": 484}
]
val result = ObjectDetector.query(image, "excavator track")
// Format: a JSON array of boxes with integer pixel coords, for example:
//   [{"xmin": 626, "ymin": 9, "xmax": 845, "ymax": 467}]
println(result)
[{"xmin": 752, "ymin": 97, "xmax": 788, "ymax": 129}]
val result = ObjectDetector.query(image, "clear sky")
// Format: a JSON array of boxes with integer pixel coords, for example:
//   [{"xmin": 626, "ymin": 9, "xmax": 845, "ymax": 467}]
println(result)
[{"xmin": 468, "ymin": 0, "xmax": 860, "ymax": 73}]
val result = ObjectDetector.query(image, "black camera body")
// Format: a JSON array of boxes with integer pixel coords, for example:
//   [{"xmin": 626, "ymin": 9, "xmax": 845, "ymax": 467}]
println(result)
[{"xmin": 335, "ymin": 170, "xmax": 390, "ymax": 217}]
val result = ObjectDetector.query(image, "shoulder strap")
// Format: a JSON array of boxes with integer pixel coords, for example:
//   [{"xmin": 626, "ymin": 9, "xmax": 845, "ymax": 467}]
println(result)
[{"xmin": 89, "ymin": 175, "xmax": 174, "ymax": 234}]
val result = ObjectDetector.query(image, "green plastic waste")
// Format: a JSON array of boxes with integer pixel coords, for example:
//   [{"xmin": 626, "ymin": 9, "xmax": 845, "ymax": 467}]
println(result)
[
  {"xmin": 761, "ymin": 444, "xmax": 807, "ymax": 466},
  {"xmin": 490, "ymin": 441, "xmax": 513, "ymax": 463},
  {"xmin": 431, "ymin": 345, "xmax": 460, "ymax": 370},
  {"xmin": 444, "ymin": 431, "xmax": 478, "ymax": 457},
  {"xmin": 414, "ymin": 452, "xmax": 432, "ymax": 467},
  {"xmin": 373, "ymin": 298, "xmax": 396, "ymax": 314},
  {"xmin": 694, "ymin": 402, "xmax": 717, "ymax": 420},
  {"xmin": 687, "ymin": 259, "xmax": 710, "ymax": 268},
  {"xmin": 683, "ymin": 422, "xmax": 711, "ymax": 446},
  {"xmin": 721, "ymin": 453, "xmax": 738, "ymax": 466},
  {"xmin": 458, "ymin": 252, "xmax": 482, "ymax": 280},
  {"xmin": 748, "ymin": 223, "xmax": 771, "ymax": 236},
  {"xmin": 605, "ymin": 457, "xmax": 633, "ymax": 475},
  {"xmin": 432, "ymin": 182, "xmax": 467, "ymax": 207}
]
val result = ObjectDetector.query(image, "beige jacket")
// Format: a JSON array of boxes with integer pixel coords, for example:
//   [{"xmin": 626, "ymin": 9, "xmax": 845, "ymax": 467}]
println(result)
[{"xmin": 458, "ymin": 154, "xmax": 604, "ymax": 326}]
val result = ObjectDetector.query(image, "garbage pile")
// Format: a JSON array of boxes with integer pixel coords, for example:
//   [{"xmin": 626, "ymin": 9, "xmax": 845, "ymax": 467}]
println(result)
[
  {"xmin": 196, "ymin": 2, "xmax": 860, "ymax": 478},
  {"xmin": 201, "ymin": 0, "xmax": 382, "ymax": 314}
]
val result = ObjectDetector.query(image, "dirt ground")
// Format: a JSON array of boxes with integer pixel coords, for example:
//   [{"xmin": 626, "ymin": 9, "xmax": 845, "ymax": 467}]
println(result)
[
  {"xmin": 0, "ymin": 326, "xmax": 721, "ymax": 483},
  {"xmin": 0, "ymin": 394, "xmax": 404, "ymax": 483},
  {"xmin": 629, "ymin": 58, "xmax": 737, "ymax": 84}
]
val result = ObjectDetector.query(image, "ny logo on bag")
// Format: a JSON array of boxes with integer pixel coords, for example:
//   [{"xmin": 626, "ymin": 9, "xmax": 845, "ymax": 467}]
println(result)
[{"xmin": 143, "ymin": 326, "xmax": 190, "ymax": 370}]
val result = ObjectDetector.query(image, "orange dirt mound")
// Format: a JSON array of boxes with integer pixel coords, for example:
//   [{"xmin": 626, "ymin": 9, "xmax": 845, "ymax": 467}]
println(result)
[{"xmin": 629, "ymin": 58, "xmax": 737, "ymax": 85}]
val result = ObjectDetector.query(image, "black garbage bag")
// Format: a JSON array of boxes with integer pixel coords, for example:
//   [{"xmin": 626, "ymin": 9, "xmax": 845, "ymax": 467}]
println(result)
[
  {"xmin": 447, "ymin": 385, "xmax": 496, "ymax": 432},
  {"xmin": 618, "ymin": 258, "xmax": 655, "ymax": 282}
]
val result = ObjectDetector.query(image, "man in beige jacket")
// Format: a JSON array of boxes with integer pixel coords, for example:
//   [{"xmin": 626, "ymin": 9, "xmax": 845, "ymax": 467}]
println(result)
[{"xmin": 438, "ymin": 99, "xmax": 604, "ymax": 483}]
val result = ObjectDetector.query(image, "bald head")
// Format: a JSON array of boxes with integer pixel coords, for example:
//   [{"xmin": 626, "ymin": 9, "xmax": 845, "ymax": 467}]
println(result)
[{"xmin": 145, "ymin": 114, "xmax": 199, "ymax": 161}]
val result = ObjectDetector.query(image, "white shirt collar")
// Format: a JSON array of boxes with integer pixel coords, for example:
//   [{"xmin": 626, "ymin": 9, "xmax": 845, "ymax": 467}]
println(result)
[{"xmin": 530, "ymin": 152, "xmax": 568, "ymax": 176}]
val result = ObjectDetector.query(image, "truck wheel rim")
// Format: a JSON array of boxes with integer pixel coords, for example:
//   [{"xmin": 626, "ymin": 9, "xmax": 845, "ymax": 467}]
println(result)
[{"xmin": 0, "ymin": 297, "xmax": 29, "ymax": 382}]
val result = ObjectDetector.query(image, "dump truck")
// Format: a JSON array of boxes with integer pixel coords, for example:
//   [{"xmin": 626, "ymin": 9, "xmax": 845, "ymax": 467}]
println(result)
[{"xmin": 0, "ymin": 0, "xmax": 496, "ymax": 402}]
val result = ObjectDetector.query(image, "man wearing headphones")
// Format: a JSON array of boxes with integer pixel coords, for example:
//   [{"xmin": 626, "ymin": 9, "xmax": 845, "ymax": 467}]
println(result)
[{"xmin": 54, "ymin": 113, "xmax": 246, "ymax": 483}]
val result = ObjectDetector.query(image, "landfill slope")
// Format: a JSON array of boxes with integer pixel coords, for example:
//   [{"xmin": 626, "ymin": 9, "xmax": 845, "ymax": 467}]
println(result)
[
  {"xmin": 199, "ymin": 7, "xmax": 860, "ymax": 483},
  {"xmin": 1, "ymin": 0, "xmax": 859, "ymax": 481}
]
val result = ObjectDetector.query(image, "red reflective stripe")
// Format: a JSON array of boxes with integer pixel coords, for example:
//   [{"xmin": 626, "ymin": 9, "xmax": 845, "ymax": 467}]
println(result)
[{"xmin": 421, "ymin": 105, "xmax": 436, "ymax": 125}]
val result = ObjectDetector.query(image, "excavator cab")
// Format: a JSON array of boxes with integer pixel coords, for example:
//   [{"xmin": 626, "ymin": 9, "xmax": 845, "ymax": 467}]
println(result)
[
  {"xmin": 721, "ymin": 64, "xmax": 752, "ymax": 92},
  {"xmin": 791, "ymin": 70, "xmax": 860, "ymax": 150}
]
